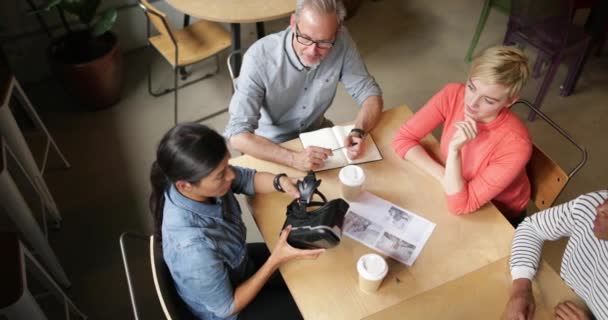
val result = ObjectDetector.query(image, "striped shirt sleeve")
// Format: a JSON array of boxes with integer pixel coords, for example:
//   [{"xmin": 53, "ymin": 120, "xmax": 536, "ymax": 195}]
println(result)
[{"xmin": 510, "ymin": 198, "xmax": 577, "ymax": 280}]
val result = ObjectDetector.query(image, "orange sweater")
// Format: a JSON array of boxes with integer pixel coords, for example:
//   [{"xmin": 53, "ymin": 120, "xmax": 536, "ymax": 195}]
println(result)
[{"xmin": 392, "ymin": 83, "xmax": 531, "ymax": 218}]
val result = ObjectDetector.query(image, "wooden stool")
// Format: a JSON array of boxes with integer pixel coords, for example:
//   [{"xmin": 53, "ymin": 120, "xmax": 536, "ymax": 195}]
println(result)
[
  {"xmin": 0, "ymin": 137, "xmax": 70, "ymax": 287},
  {"xmin": 0, "ymin": 232, "xmax": 86, "ymax": 319},
  {"xmin": 0, "ymin": 56, "xmax": 70, "ymax": 226}
]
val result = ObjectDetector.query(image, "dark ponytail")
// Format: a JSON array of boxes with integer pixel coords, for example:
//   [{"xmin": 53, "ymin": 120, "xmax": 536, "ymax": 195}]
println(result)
[{"xmin": 149, "ymin": 123, "xmax": 229, "ymax": 238}]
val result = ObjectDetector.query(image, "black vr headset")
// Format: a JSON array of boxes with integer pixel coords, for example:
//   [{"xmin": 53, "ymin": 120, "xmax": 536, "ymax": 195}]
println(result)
[{"xmin": 281, "ymin": 171, "xmax": 349, "ymax": 249}]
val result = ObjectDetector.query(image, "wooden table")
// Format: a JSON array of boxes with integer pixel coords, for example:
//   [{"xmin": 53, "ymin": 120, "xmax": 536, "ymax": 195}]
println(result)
[
  {"xmin": 230, "ymin": 105, "xmax": 518, "ymax": 319},
  {"xmin": 363, "ymin": 257, "xmax": 582, "ymax": 320},
  {"xmin": 165, "ymin": 0, "xmax": 295, "ymax": 76}
]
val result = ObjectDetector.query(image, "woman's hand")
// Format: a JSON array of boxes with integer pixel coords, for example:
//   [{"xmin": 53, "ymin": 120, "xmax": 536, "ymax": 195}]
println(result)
[
  {"xmin": 269, "ymin": 225, "xmax": 325, "ymax": 267},
  {"xmin": 448, "ymin": 118, "xmax": 478, "ymax": 153},
  {"xmin": 554, "ymin": 301, "xmax": 590, "ymax": 320},
  {"xmin": 279, "ymin": 176, "xmax": 300, "ymax": 198},
  {"xmin": 502, "ymin": 279, "xmax": 535, "ymax": 320}
]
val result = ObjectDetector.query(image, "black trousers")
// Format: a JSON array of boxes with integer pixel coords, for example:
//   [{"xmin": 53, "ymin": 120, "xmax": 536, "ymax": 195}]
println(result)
[{"xmin": 238, "ymin": 243, "xmax": 303, "ymax": 320}]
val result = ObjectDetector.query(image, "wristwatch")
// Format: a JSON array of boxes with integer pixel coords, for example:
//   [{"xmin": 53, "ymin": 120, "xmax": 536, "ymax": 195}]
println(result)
[
  {"xmin": 273, "ymin": 173, "xmax": 287, "ymax": 192},
  {"xmin": 349, "ymin": 128, "xmax": 367, "ymax": 139}
]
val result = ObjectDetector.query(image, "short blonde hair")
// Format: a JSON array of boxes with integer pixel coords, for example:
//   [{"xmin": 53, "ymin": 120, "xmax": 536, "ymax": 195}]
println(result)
[{"xmin": 469, "ymin": 46, "xmax": 530, "ymax": 99}]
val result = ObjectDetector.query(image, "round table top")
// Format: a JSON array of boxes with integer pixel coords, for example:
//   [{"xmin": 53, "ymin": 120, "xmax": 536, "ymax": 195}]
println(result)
[{"xmin": 165, "ymin": 0, "xmax": 295, "ymax": 24}]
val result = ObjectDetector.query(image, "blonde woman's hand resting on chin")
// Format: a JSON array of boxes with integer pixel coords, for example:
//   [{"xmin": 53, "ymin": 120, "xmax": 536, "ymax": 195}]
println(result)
[
  {"xmin": 269, "ymin": 225, "xmax": 326, "ymax": 267},
  {"xmin": 291, "ymin": 146, "xmax": 333, "ymax": 171},
  {"xmin": 448, "ymin": 118, "xmax": 478, "ymax": 153},
  {"xmin": 554, "ymin": 301, "xmax": 590, "ymax": 320}
]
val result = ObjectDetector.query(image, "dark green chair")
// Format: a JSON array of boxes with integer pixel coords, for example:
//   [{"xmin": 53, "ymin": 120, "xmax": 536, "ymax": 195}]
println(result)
[{"xmin": 465, "ymin": 0, "xmax": 512, "ymax": 63}]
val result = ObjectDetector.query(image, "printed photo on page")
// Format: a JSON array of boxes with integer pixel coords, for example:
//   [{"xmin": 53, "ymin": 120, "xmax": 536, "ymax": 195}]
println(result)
[{"xmin": 343, "ymin": 191, "xmax": 436, "ymax": 266}]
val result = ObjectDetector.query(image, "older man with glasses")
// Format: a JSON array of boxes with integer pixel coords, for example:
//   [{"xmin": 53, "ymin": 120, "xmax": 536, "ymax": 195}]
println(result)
[{"xmin": 224, "ymin": 0, "xmax": 383, "ymax": 171}]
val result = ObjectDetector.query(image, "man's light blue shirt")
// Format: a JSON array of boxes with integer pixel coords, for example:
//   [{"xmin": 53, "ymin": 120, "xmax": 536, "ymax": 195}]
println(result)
[
  {"xmin": 162, "ymin": 166, "xmax": 256, "ymax": 319},
  {"xmin": 224, "ymin": 26, "xmax": 382, "ymax": 143}
]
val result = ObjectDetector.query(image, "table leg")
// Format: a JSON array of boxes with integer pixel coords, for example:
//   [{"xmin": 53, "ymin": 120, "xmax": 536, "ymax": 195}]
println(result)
[
  {"xmin": 0, "ymin": 170, "xmax": 70, "ymax": 287},
  {"xmin": 179, "ymin": 14, "xmax": 191, "ymax": 79},
  {"xmin": 256, "ymin": 22, "xmax": 266, "ymax": 39},
  {"xmin": 231, "ymin": 23, "xmax": 242, "ymax": 78}
]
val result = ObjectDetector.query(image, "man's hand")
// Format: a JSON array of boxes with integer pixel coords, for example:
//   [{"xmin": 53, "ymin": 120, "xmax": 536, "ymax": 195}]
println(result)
[
  {"xmin": 448, "ymin": 118, "xmax": 478, "ymax": 153},
  {"xmin": 503, "ymin": 279, "xmax": 535, "ymax": 320},
  {"xmin": 344, "ymin": 134, "xmax": 366, "ymax": 160},
  {"xmin": 290, "ymin": 146, "xmax": 333, "ymax": 171},
  {"xmin": 554, "ymin": 301, "xmax": 590, "ymax": 320}
]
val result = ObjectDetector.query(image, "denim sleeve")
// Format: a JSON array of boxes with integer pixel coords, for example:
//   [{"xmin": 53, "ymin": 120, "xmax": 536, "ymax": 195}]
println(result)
[
  {"xmin": 339, "ymin": 28, "xmax": 382, "ymax": 106},
  {"xmin": 231, "ymin": 166, "xmax": 256, "ymax": 196},
  {"xmin": 172, "ymin": 242, "xmax": 238, "ymax": 319},
  {"xmin": 224, "ymin": 47, "xmax": 266, "ymax": 139}
]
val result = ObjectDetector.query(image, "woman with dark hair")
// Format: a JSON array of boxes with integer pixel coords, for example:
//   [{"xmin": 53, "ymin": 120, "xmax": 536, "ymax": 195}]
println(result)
[{"xmin": 150, "ymin": 123, "xmax": 324, "ymax": 320}]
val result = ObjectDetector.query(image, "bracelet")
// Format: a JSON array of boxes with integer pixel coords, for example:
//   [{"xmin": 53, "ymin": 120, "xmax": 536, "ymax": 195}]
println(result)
[
  {"xmin": 273, "ymin": 173, "xmax": 287, "ymax": 192},
  {"xmin": 349, "ymin": 128, "xmax": 367, "ymax": 139}
]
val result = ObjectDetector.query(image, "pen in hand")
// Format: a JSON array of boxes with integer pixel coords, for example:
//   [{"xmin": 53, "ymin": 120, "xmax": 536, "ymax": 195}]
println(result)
[{"xmin": 332, "ymin": 142, "xmax": 358, "ymax": 152}]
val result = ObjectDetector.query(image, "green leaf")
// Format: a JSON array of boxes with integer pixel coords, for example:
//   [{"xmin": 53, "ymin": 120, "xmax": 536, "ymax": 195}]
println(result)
[
  {"xmin": 91, "ymin": 9, "xmax": 117, "ymax": 37},
  {"xmin": 27, "ymin": 0, "xmax": 61, "ymax": 14},
  {"xmin": 44, "ymin": 0, "xmax": 63, "ymax": 10},
  {"xmin": 61, "ymin": 0, "xmax": 100, "ymax": 25}
]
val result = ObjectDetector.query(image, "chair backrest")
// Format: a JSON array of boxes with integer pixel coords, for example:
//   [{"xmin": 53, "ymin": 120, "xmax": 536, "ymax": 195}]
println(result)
[
  {"xmin": 150, "ymin": 235, "xmax": 196, "ymax": 320},
  {"xmin": 138, "ymin": 0, "xmax": 173, "ymax": 38},
  {"xmin": 527, "ymin": 144, "xmax": 568, "ymax": 210},
  {"xmin": 511, "ymin": 100, "xmax": 587, "ymax": 210}
]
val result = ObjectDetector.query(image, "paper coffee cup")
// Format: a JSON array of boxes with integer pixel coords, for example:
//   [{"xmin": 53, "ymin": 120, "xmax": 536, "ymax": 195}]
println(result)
[
  {"xmin": 357, "ymin": 253, "xmax": 388, "ymax": 293},
  {"xmin": 339, "ymin": 165, "xmax": 365, "ymax": 201}
]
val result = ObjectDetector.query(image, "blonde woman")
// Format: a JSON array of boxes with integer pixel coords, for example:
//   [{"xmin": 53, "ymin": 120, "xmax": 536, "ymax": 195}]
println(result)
[{"xmin": 393, "ymin": 46, "xmax": 531, "ymax": 226}]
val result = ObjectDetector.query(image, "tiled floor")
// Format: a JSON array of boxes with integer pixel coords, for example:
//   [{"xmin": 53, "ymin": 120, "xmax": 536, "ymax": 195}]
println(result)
[{"xmin": 12, "ymin": 0, "xmax": 608, "ymax": 318}]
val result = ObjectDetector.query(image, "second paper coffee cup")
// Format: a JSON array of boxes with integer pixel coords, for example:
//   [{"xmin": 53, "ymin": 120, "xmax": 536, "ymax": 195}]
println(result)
[{"xmin": 339, "ymin": 165, "xmax": 365, "ymax": 201}]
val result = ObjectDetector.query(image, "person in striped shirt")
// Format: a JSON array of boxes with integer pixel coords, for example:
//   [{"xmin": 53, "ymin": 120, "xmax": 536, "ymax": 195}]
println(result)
[{"xmin": 504, "ymin": 190, "xmax": 608, "ymax": 320}]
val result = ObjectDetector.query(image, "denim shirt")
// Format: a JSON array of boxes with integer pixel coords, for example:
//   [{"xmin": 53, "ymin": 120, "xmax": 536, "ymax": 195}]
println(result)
[
  {"xmin": 224, "ymin": 26, "xmax": 382, "ymax": 143},
  {"xmin": 162, "ymin": 166, "xmax": 256, "ymax": 319}
]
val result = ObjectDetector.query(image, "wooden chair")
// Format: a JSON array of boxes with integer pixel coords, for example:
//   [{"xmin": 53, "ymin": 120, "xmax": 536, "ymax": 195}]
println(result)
[
  {"xmin": 511, "ymin": 100, "xmax": 587, "ymax": 210},
  {"xmin": 138, "ymin": 0, "xmax": 231, "ymax": 124}
]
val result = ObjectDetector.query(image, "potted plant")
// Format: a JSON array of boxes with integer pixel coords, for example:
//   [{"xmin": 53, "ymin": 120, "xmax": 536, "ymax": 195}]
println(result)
[{"xmin": 36, "ymin": 0, "xmax": 122, "ymax": 110}]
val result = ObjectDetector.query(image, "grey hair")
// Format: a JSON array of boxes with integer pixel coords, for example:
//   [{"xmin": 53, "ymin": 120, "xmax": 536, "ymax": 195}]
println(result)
[{"xmin": 295, "ymin": 0, "xmax": 346, "ymax": 24}]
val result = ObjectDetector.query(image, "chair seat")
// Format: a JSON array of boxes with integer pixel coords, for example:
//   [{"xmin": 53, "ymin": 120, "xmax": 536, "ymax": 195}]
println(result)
[
  {"xmin": 514, "ymin": 16, "xmax": 590, "ymax": 51},
  {"xmin": 149, "ymin": 20, "xmax": 231, "ymax": 67}
]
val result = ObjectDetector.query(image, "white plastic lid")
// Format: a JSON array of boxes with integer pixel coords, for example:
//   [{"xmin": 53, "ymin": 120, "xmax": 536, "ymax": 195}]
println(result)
[
  {"xmin": 357, "ymin": 253, "xmax": 388, "ymax": 281},
  {"xmin": 339, "ymin": 165, "xmax": 365, "ymax": 187}
]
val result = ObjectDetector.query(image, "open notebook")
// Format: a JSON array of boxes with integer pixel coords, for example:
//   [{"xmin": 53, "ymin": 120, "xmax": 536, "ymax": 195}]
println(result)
[{"xmin": 299, "ymin": 124, "xmax": 383, "ymax": 171}]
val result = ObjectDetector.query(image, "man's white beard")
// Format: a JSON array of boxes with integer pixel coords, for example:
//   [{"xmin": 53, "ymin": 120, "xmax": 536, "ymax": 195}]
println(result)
[{"xmin": 303, "ymin": 60, "xmax": 321, "ymax": 70}]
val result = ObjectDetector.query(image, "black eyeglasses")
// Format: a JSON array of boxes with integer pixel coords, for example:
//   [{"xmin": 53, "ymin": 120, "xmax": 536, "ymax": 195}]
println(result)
[{"xmin": 295, "ymin": 24, "xmax": 336, "ymax": 49}]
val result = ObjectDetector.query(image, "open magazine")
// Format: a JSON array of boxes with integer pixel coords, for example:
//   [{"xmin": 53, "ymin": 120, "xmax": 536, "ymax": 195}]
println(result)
[
  {"xmin": 299, "ymin": 124, "xmax": 382, "ymax": 171},
  {"xmin": 343, "ymin": 192, "xmax": 436, "ymax": 266}
]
